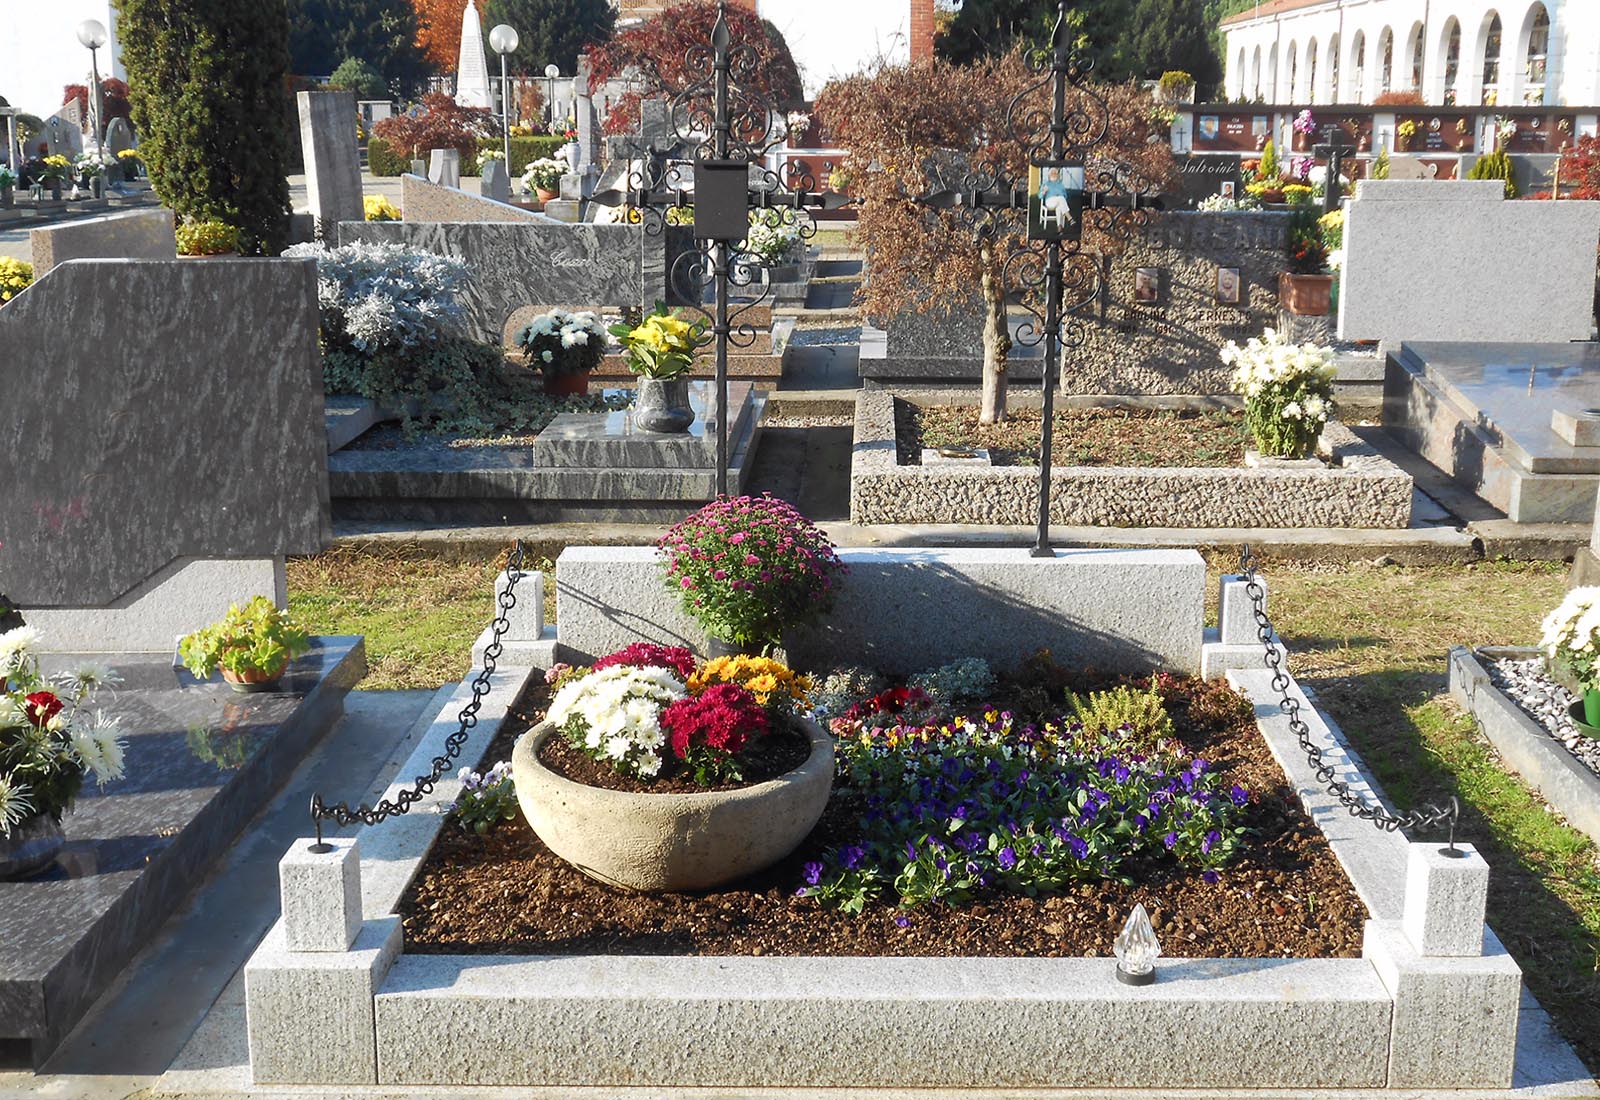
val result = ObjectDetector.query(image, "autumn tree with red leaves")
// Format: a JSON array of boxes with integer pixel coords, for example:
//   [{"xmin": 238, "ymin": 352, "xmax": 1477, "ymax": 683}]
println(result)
[
  {"xmin": 414, "ymin": 0, "xmax": 468, "ymax": 73},
  {"xmin": 587, "ymin": 0, "xmax": 801, "ymax": 137},
  {"xmin": 372, "ymin": 91, "xmax": 494, "ymax": 160},
  {"xmin": 817, "ymin": 50, "xmax": 1173, "ymax": 422}
]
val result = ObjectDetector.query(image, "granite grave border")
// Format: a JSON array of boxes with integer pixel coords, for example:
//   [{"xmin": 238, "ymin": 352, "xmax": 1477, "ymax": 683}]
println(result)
[
  {"xmin": 238, "ymin": 553, "xmax": 1549, "ymax": 1091},
  {"xmin": 850, "ymin": 391, "xmax": 1413, "ymax": 528}
]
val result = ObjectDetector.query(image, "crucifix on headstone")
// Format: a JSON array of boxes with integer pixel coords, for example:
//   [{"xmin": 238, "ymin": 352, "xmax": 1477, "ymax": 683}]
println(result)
[{"xmin": 1312, "ymin": 124, "xmax": 1357, "ymax": 215}]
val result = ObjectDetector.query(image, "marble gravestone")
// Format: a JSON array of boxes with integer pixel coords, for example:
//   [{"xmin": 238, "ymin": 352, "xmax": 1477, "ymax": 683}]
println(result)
[
  {"xmin": 0, "ymin": 258, "xmax": 330, "ymax": 650},
  {"xmin": 481, "ymin": 156, "xmax": 511, "ymax": 203},
  {"xmin": 103, "ymin": 116, "xmax": 134, "ymax": 158},
  {"xmin": 297, "ymin": 90, "xmax": 365, "ymax": 243},
  {"xmin": 428, "ymin": 147, "xmax": 462, "ymax": 189}
]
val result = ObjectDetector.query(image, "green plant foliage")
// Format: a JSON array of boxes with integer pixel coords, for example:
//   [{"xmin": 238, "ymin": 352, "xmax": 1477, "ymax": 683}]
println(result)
[
  {"xmin": 328, "ymin": 56, "xmax": 387, "ymax": 98},
  {"xmin": 285, "ymin": 0, "xmax": 425, "ymax": 94},
  {"xmin": 179, "ymin": 596, "xmax": 311, "ymax": 679},
  {"xmin": 482, "ymin": 0, "xmax": 615, "ymax": 75},
  {"xmin": 1063, "ymin": 677, "xmax": 1175, "ymax": 752},
  {"xmin": 1467, "ymin": 149, "xmax": 1518, "ymax": 198},
  {"xmin": 364, "ymin": 135, "xmax": 409, "ymax": 175},
  {"xmin": 482, "ymin": 135, "xmax": 569, "ymax": 175},
  {"xmin": 175, "ymin": 219, "xmax": 241, "ymax": 256},
  {"xmin": 118, "ymin": 0, "xmax": 295, "ymax": 254},
  {"xmin": 1371, "ymin": 146, "xmax": 1390, "ymax": 180},
  {"xmin": 1126, "ymin": 0, "xmax": 1221, "ymax": 89},
  {"xmin": 1258, "ymin": 138, "xmax": 1278, "ymax": 180}
]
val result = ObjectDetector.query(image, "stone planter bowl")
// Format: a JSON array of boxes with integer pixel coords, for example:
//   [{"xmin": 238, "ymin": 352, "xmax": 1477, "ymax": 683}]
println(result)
[{"xmin": 512, "ymin": 716, "xmax": 834, "ymax": 892}]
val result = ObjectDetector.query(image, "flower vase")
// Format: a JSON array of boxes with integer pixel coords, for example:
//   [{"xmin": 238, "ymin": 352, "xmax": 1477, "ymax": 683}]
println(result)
[
  {"xmin": 634, "ymin": 378, "xmax": 695, "ymax": 434},
  {"xmin": 89, "ymin": 176, "xmax": 104, "ymax": 199},
  {"xmin": 68, "ymin": 181, "xmax": 81, "ymax": 201},
  {"xmin": 47, "ymin": 181, "xmax": 61, "ymax": 201},
  {"xmin": 563, "ymin": 140, "xmax": 579, "ymax": 172},
  {"xmin": 123, "ymin": 162, "xmax": 137, "ymax": 183},
  {"xmin": 0, "ymin": 814, "xmax": 65, "ymax": 880},
  {"xmin": 1586, "ymin": 688, "xmax": 1600, "ymax": 730},
  {"xmin": 0, "ymin": 185, "xmax": 11, "ymax": 209}
]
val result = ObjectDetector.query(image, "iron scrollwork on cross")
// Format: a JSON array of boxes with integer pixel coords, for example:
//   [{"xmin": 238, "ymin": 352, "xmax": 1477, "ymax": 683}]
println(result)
[
  {"xmin": 915, "ymin": 1, "xmax": 1164, "ymax": 556},
  {"xmin": 587, "ymin": 0, "xmax": 848, "ymax": 496}
]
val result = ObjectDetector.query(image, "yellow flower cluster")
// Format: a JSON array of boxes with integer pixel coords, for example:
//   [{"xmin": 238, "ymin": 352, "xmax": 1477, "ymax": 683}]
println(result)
[
  {"xmin": 42, "ymin": 155, "xmax": 70, "ymax": 169},
  {"xmin": 690, "ymin": 655, "xmax": 810, "ymax": 710},
  {"xmin": 364, "ymin": 194, "xmax": 401, "ymax": 222},
  {"xmin": 627, "ymin": 312, "xmax": 694, "ymax": 354},
  {"xmin": 116, "ymin": 149, "xmax": 140, "ymax": 161},
  {"xmin": 0, "ymin": 257, "xmax": 34, "ymax": 303}
]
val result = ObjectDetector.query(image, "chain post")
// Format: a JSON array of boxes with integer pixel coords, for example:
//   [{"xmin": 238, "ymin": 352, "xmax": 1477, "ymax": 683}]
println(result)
[
  {"xmin": 306, "ymin": 541, "xmax": 530, "ymax": 847},
  {"xmin": 1236, "ymin": 545, "xmax": 1460, "ymax": 847}
]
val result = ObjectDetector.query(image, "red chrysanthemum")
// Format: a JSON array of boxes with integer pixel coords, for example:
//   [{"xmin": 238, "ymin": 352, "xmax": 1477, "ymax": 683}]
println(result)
[
  {"xmin": 661, "ymin": 683, "xmax": 768, "ymax": 760},
  {"xmin": 592, "ymin": 643, "xmax": 696, "ymax": 681}
]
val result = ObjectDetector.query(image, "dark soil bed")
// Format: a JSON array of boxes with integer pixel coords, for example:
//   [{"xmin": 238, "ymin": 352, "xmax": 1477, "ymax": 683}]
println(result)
[
  {"xmin": 399, "ymin": 676, "xmax": 1367, "ymax": 959},
  {"xmin": 538, "ymin": 720, "xmax": 812, "ymax": 794},
  {"xmin": 898, "ymin": 403, "xmax": 1250, "ymax": 468}
]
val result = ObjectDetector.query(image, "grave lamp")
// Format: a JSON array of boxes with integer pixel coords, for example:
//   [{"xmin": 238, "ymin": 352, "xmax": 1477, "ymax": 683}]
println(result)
[
  {"xmin": 545, "ymin": 64, "xmax": 560, "ymax": 130},
  {"xmin": 489, "ymin": 23, "xmax": 519, "ymax": 168},
  {"xmin": 76, "ymin": 18, "xmax": 108, "ymax": 149},
  {"xmin": 1113, "ymin": 902, "xmax": 1160, "ymax": 985}
]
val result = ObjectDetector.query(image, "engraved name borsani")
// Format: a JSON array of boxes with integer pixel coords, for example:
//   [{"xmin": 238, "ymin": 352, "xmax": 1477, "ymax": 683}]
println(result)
[{"xmin": 553, "ymin": 257, "xmax": 592, "ymax": 268}]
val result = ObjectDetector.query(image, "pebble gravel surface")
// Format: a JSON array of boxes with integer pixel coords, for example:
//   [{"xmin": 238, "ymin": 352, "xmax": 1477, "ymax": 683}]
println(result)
[{"xmin": 1484, "ymin": 656, "xmax": 1600, "ymax": 775}]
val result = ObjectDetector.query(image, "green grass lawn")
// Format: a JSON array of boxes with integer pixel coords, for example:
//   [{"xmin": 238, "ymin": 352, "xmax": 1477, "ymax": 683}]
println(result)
[{"xmin": 288, "ymin": 546, "xmax": 1599, "ymax": 1074}]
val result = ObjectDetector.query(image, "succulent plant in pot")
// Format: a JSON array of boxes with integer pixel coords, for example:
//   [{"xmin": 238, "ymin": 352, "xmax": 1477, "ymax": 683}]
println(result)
[{"xmin": 179, "ymin": 597, "xmax": 310, "ymax": 692}]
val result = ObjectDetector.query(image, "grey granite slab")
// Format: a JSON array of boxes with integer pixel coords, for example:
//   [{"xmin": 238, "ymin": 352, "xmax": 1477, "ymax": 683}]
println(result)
[
  {"xmin": 0, "ymin": 637, "xmax": 364, "ymax": 1067},
  {"xmin": 29, "ymin": 209, "xmax": 175, "ymax": 276},
  {"xmin": 297, "ymin": 91, "xmax": 364, "ymax": 243},
  {"xmin": 534, "ymin": 382, "xmax": 754, "ymax": 469},
  {"xmin": 1403, "ymin": 342, "xmax": 1600, "ymax": 474},
  {"xmin": 0, "ymin": 259, "xmax": 331, "ymax": 608}
]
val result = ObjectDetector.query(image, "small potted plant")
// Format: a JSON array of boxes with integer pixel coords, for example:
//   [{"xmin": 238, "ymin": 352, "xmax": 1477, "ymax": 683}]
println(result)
[
  {"xmin": 512, "ymin": 643, "xmax": 833, "ymax": 891},
  {"xmin": 176, "ymin": 219, "xmax": 241, "ymax": 257},
  {"xmin": 363, "ymin": 194, "xmax": 400, "ymax": 222},
  {"xmin": 0, "ymin": 166, "xmax": 14, "ymax": 208},
  {"xmin": 0, "ymin": 626, "xmax": 126, "ymax": 878},
  {"xmin": 610, "ymin": 303, "xmax": 703, "ymax": 432},
  {"xmin": 116, "ymin": 149, "xmax": 141, "ymax": 182},
  {"xmin": 1292, "ymin": 108, "xmax": 1316, "ymax": 152},
  {"xmin": 1277, "ymin": 207, "xmax": 1332, "ymax": 314},
  {"xmin": 178, "ymin": 597, "xmax": 311, "ymax": 692},
  {"xmin": 1221, "ymin": 327, "xmax": 1336, "ymax": 461},
  {"xmin": 659, "ymin": 495, "xmax": 847, "ymax": 654},
  {"xmin": 520, "ymin": 156, "xmax": 566, "ymax": 202},
  {"xmin": 36, "ymin": 155, "xmax": 71, "ymax": 201},
  {"xmin": 1541, "ymin": 588, "xmax": 1600, "ymax": 734},
  {"xmin": 0, "ymin": 257, "xmax": 32, "ymax": 306},
  {"xmin": 1396, "ymin": 119, "xmax": 1419, "ymax": 152},
  {"xmin": 516, "ymin": 308, "xmax": 608, "ymax": 395}
]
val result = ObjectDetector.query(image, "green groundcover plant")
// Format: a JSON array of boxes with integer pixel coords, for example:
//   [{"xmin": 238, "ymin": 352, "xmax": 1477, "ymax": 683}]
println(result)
[{"xmin": 179, "ymin": 597, "xmax": 310, "ymax": 680}]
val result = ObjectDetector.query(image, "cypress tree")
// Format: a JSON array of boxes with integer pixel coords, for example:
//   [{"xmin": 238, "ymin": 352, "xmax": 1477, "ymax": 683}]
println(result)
[{"xmin": 118, "ymin": 0, "xmax": 295, "ymax": 254}]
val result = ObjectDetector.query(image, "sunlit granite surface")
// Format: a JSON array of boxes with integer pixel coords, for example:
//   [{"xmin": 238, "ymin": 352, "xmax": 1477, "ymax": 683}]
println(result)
[{"xmin": 0, "ymin": 637, "xmax": 363, "ymax": 1067}]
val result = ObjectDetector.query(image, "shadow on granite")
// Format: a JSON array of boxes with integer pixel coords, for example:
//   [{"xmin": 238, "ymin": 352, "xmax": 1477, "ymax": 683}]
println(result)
[{"xmin": 0, "ymin": 637, "xmax": 365, "ymax": 1068}]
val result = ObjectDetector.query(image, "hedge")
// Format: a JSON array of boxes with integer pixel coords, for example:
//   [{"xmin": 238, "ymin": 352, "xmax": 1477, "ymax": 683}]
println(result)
[{"xmin": 366, "ymin": 133, "xmax": 571, "ymax": 177}]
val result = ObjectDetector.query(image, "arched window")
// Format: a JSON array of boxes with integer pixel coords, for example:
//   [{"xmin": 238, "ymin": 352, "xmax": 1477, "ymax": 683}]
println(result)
[
  {"xmin": 1238, "ymin": 47, "xmax": 1247, "ymax": 99},
  {"xmin": 1267, "ymin": 42, "xmax": 1279, "ymax": 101},
  {"xmin": 1443, "ymin": 18, "xmax": 1461, "ymax": 104},
  {"xmin": 1379, "ymin": 27, "xmax": 1394, "ymax": 94},
  {"xmin": 1251, "ymin": 45, "xmax": 1262, "ymax": 99},
  {"xmin": 1328, "ymin": 34, "xmax": 1340, "ymax": 101},
  {"xmin": 1307, "ymin": 37, "xmax": 1319, "ymax": 103},
  {"xmin": 1352, "ymin": 31, "xmax": 1366, "ymax": 101},
  {"xmin": 1524, "ymin": 3, "xmax": 1550, "ymax": 104},
  {"xmin": 1288, "ymin": 42, "xmax": 1299, "ymax": 101},
  {"xmin": 1481, "ymin": 12, "xmax": 1503, "ymax": 105},
  {"xmin": 1409, "ymin": 22, "xmax": 1425, "ymax": 88}
]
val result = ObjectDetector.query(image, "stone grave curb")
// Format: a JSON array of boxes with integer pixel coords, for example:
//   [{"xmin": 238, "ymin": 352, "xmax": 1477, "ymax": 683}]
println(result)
[
  {"xmin": 1448, "ymin": 645, "xmax": 1600, "ymax": 849},
  {"xmin": 851, "ymin": 391, "xmax": 1414, "ymax": 529},
  {"xmin": 230, "ymin": 556, "xmax": 1576, "ymax": 1092}
]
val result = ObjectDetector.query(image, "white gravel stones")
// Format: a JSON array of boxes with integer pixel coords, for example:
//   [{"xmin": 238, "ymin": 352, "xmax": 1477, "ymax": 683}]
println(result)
[{"xmin": 1483, "ymin": 656, "xmax": 1600, "ymax": 775}]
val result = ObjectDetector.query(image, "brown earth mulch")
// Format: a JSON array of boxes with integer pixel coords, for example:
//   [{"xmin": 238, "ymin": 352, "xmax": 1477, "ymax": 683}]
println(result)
[
  {"xmin": 399, "ymin": 675, "xmax": 1368, "ymax": 959},
  {"xmin": 900, "ymin": 404, "xmax": 1249, "ymax": 468}
]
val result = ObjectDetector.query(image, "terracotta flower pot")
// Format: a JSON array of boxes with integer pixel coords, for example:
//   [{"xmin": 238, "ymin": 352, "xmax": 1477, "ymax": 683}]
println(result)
[
  {"xmin": 535, "ymin": 187, "xmax": 558, "ymax": 202},
  {"xmin": 542, "ymin": 369, "xmax": 590, "ymax": 397},
  {"xmin": 512, "ymin": 718, "xmax": 834, "ymax": 892},
  {"xmin": 1278, "ymin": 272, "xmax": 1334, "ymax": 316},
  {"xmin": 220, "ymin": 661, "xmax": 287, "ymax": 693}
]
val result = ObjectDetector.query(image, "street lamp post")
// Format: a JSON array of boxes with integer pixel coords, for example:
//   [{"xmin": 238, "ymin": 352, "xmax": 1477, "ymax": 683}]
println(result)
[
  {"xmin": 544, "ymin": 64, "xmax": 560, "ymax": 130},
  {"xmin": 76, "ymin": 19, "xmax": 108, "ymax": 150},
  {"xmin": 488, "ymin": 24, "xmax": 519, "ymax": 168}
]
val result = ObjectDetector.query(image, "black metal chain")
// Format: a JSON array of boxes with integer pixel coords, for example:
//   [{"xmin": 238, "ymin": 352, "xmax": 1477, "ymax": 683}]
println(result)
[
  {"xmin": 1238, "ymin": 545, "xmax": 1460, "ymax": 848},
  {"xmin": 306, "ymin": 541, "xmax": 529, "ymax": 850}
]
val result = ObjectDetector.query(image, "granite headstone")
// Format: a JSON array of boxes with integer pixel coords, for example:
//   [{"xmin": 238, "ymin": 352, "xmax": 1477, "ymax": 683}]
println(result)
[
  {"xmin": 428, "ymin": 147, "xmax": 461, "ymax": 189},
  {"xmin": 481, "ymin": 157, "xmax": 511, "ymax": 203},
  {"xmin": 1176, "ymin": 155, "xmax": 1244, "ymax": 209},
  {"xmin": 103, "ymin": 116, "xmax": 134, "ymax": 157},
  {"xmin": 297, "ymin": 90, "xmax": 365, "ymax": 244}
]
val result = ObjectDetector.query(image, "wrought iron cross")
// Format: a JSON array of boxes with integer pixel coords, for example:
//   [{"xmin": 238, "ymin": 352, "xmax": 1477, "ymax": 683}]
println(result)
[
  {"xmin": 916, "ymin": 1, "xmax": 1163, "ymax": 557},
  {"xmin": 1312, "ymin": 124, "xmax": 1357, "ymax": 215},
  {"xmin": 588, "ymin": 0, "xmax": 848, "ymax": 497}
]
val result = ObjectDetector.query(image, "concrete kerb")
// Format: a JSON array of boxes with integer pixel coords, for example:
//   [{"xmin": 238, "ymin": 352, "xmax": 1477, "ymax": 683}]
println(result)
[
  {"xmin": 238, "ymin": 553, "xmax": 1554, "ymax": 1091},
  {"xmin": 1449, "ymin": 645, "xmax": 1600, "ymax": 848},
  {"xmin": 850, "ymin": 391, "xmax": 1415, "ymax": 529}
]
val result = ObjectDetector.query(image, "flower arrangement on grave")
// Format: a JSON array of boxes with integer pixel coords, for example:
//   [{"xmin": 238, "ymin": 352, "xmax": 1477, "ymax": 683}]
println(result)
[
  {"xmin": 1540, "ymin": 588, "xmax": 1600, "ymax": 724},
  {"xmin": 36, "ymin": 155, "xmax": 71, "ymax": 183},
  {"xmin": 785, "ymin": 110, "xmax": 811, "ymax": 140},
  {"xmin": 176, "ymin": 219, "xmax": 241, "ymax": 256},
  {"xmin": 520, "ymin": 156, "xmax": 566, "ymax": 196},
  {"xmin": 610, "ymin": 303, "xmax": 703, "ymax": 380},
  {"xmin": 443, "ymin": 761, "xmax": 519, "ymax": 834},
  {"xmin": 363, "ymin": 194, "xmax": 400, "ymax": 222},
  {"xmin": 1196, "ymin": 192, "xmax": 1261, "ymax": 213},
  {"xmin": 689, "ymin": 655, "xmax": 812, "ymax": 713},
  {"xmin": 72, "ymin": 150, "xmax": 113, "ymax": 182},
  {"xmin": 659, "ymin": 495, "xmax": 847, "ymax": 652},
  {"xmin": 178, "ymin": 597, "xmax": 311, "ymax": 689},
  {"xmin": 115, "ymin": 148, "xmax": 142, "ymax": 180},
  {"xmin": 743, "ymin": 209, "xmax": 808, "ymax": 266},
  {"xmin": 1282, "ymin": 182, "xmax": 1314, "ymax": 205},
  {"xmin": 545, "ymin": 662, "xmax": 688, "ymax": 781},
  {"xmin": 1292, "ymin": 109, "xmax": 1316, "ymax": 136},
  {"xmin": 477, "ymin": 148, "xmax": 505, "ymax": 173},
  {"xmin": 1284, "ymin": 206, "xmax": 1329, "ymax": 274},
  {"xmin": 1397, "ymin": 119, "xmax": 1419, "ymax": 147},
  {"xmin": 1319, "ymin": 209, "xmax": 1345, "ymax": 269},
  {"xmin": 515, "ymin": 309, "xmax": 608, "ymax": 380},
  {"xmin": 0, "ymin": 626, "xmax": 127, "ymax": 840},
  {"xmin": 1222, "ymin": 327, "xmax": 1336, "ymax": 459},
  {"xmin": 0, "ymin": 258, "xmax": 32, "ymax": 305},
  {"xmin": 796, "ymin": 670, "xmax": 1247, "ymax": 912},
  {"xmin": 285, "ymin": 240, "xmax": 468, "ymax": 361}
]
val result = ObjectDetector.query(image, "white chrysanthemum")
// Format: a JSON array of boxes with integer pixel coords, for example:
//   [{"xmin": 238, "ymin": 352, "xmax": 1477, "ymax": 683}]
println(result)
[
  {"xmin": 0, "ymin": 775, "xmax": 34, "ymax": 835},
  {"xmin": 0, "ymin": 626, "xmax": 37, "ymax": 672},
  {"xmin": 88, "ymin": 712, "xmax": 126, "ymax": 784},
  {"xmin": 0, "ymin": 695, "xmax": 23, "ymax": 728},
  {"xmin": 54, "ymin": 661, "xmax": 122, "ymax": 695}
]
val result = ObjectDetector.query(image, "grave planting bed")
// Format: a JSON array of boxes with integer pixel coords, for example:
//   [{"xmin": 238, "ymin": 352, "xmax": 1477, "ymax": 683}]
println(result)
[
  {"xmin": 398, "ymin": 669, "xmax": 1367, "ymax": 960},
  {"xmin": 853, "ymin": 391, "xmax": 1415, "ymax": 528}
]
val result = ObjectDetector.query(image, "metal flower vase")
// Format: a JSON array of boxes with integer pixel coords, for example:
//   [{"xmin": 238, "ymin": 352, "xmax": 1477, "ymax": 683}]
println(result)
[
  {"xmin": 635, "ymin": 378, "xmax": 695, "ymax": 434},
  {"xmin": 0, "ymin": 815, "xmax": 65, "ymax": 880}
]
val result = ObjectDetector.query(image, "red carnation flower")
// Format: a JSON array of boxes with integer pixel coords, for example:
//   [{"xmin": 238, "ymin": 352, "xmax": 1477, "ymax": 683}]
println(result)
[{"xmin": 24, "ymin": 690, "xmax": 63, "ymax": 727}]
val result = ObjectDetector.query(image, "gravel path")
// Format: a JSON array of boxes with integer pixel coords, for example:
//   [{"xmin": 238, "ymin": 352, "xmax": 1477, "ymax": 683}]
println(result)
[{"xmin": 1483, "ymin": 655, "xmax": 1600, "ymax": 775}]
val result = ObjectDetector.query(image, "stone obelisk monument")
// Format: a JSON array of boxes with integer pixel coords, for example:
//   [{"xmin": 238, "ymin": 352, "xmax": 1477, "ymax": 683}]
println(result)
[{"xmin": 455, "ymin": 0, "xmax": 493, "ymax": 109}]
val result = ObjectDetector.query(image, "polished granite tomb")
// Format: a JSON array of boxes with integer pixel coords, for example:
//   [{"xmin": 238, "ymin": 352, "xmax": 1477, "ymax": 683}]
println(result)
[
  {"xmin": 330, "ymin": 383, "xmax": 765, "ymax": 523},
  {"xmin": 1384, "ymin": 342, "xmax": 1600, "ymax": 523},
  {"xmin": 0, "ymin": 638, "xmax": 364, "ymax": 1068}
]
